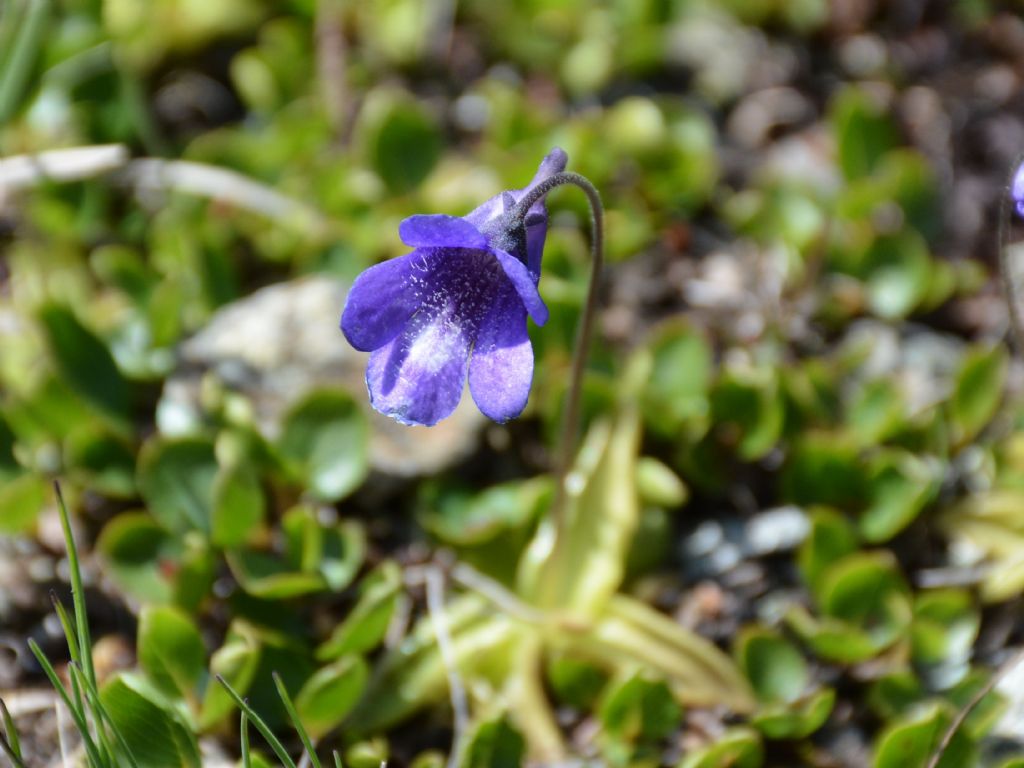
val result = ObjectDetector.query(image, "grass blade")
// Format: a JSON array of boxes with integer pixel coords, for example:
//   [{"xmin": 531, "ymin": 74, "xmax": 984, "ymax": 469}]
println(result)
[
  {"xmin": 0, "ymin": 700, "xmax": 26, "ymax": 768},
  {"xmin": 0, "ymin": 731, "xmax": 28, "ymax": 768},
  {"xmin": 0, "ymin": 0, "xmax": 49, "ymax": 125},
  {"xmin": 215, "ymin": 675, "xmax": 298, "ymax": 768},
  {"xmin": 53, "ymin": 483, "xmax": 97, "ymax": 691},
  {"xmin": 49, "ymin": 592, "xmax": 81, "ymax": 666},
  {"xmin": 333, "ymin": 750, "xmax": 343, "ymax": 768},
  {"xmin": 69, "ymin": 662, "xmax": 141, "ymax": 768},
  {"xmin": 273, "ymin": 672, "xmax": 322, "ymax": 768},
  {"xmin": 27, "ymin": 639, "xmax": 104, "ymax": 767},
  {"xmin": 241, "ymin": 710, "xmax": 252, "ymax": 768},
  {"xmin": 0, "ymin": 699, "xmax": 21, "ymax": 760},
  {"xmin": 50, "ymin": 592, "xmax": 88, "ymax": 717}
]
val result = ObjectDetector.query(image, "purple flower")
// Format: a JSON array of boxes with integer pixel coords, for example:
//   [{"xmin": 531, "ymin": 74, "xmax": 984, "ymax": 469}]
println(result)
[
  {"xmin": 1014, "ymin": 160, "xmax": 1024, "ymax": 219},
  {"xmin": 341, "ymin": 148, "xmax": 568, "ymax": 426}
]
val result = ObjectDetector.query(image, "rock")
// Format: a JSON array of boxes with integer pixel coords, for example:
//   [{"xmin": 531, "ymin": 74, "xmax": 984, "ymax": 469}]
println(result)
[
  {"xmin": 744, "ymin": 505, "xmax": 810, "ymax": 556},
  {"xmin": 159, "ymin": 276, "xmax": 484, "ymax": 477}
]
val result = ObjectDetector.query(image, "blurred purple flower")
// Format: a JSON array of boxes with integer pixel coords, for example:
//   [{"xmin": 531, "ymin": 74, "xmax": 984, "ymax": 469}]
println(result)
[
  {"xmin": 341, "ymin": 148, "xmax": 568, "ymax": 426},
  {"xmin": 1014, "ymin": 160, "xmax": 1024, "ymax": 218}
]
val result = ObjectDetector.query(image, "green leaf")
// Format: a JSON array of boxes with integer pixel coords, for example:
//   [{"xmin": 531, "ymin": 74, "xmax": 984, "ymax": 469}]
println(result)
[
  {"xmin": 859, "ymin": 451, "xmax": 940, "ymax": 543},
  {"xmin": 820, "ymin": 552, "xmax": 911, "ymax": 639},
  {"xmin": 735, "ymin": 628, "xmax": 807, "ymax": 704},
  {"xmin": 226, "ymin": 548, "xmax": 327, "ymax": 599},
  {"xmin": 831, "ymin": 86, "xmax": 897, "ymax": 180},
  {"xmin": 862, "ymin": 232, "xmax": 932, "ymax": 320},
  {"xmin": 711, "ymin": 366, "xmax": 784, "ymax": 461},
  {"xmin": 138, "ymin": 605, "xmax": 206, "ymax": 699},
  {"xmin": 599, "ymin": 673, "xmax": 682, "ymax": 745},
  {"xmin": 785, "ymin": 607, "xmax": 880, "ymax": 664},
  {"xmin": 282, "ymin": 505, "xmax": 366, "ymax": 590},
  {"xmin": 518, "ymin": 404, "xmax": 641, "ymax": 618},
  {"xmin": 345, "ymin": 738, "xmax": 389, "ymax": 768},
  {"xmin": 946, "ymin": 668, "xmax": 1007, "ymax": 740},
  {"xmin": 96, "ymin": 513, "xmax": 178, "ymax": 603},
  {"xmin": 64, "ymin": 425, "xmax": 137, "ymax": 498},
  {"xmin": 635, "ymin": 457, "xmax": 688, "ymax": 508},
  {"xmin": 790, "ymin": 551, "xmax": 912, "ymax": 663},
  {"xmin": 360, "ymin": 92, "xmax": 442, "ymax": 194},
  {"xmin": 137, "ymin": 436, "xmax": 218, "ymax": 533},
  {"xmin": 38, "ymin": 304, "xmax": 131, "ymax": 425},
  {"xmin": 317, "ymin": 561, "xmax": 402, "ymax": 660},
  {"xmin": 911, "ymin": 589, "xmax": 979, "ymax": 667},
  {"xmin": 949, "ymin": 345, "xmax": 1008, "ymax": 445},
  {"xmin": 572, "ymin": 595, "xmax": 755, "ymax": 712},
  {"xmin": 642, "ymin": 322, "xmax": 712, "ymax": 437},
  {"xmin": 318, "ymin": 520, "xmax": 366, "ymax": 591},
  {"xmin": 873, "ymin": 702, "xmax": 975, "ymax": 768},
  {"xmin": 0, "ymin": 0, "xmax": 49, "ymax": 125},
  {"xmin": 172, "ymin": 535, "xmax": 216, "ymax": 613},
  {"xmin": 462, "ymin": 717, "xmax": 526, "ymax": 768},
  {"xmin": 0, "ymin": 473, "xmax": 46, "ymax": 534},
  {"xmin": 547, "ymin": 655, "xmax": 608, "ymax": 710},
  {"xmin": 677, "ymin": 727, "xmax": 763, "ymax": 768},
  {"xmin": 782, "ymin": 434, "xmax": 865, "ymax": 509},
  {"xmin": 294, "ymin": 657, "xmax": 369, "ymax": 739},
  {"xmin": 211, "ymin": 463, "xmax": 265, "ymax": 548},
  {"xmin": 797, "ymin": 507, "xmax": 858, "ymax": 602},
  {"xmin": 867, "ymin": 670, "xmax": 924, "ymax": 720},
  {"xmin": 847, "ymin": 378, "xmax": 906, "ymax": 446},
  {"xmin": 419, "ymin": 478, "xmax": 551, "ymax": 546},
  {"xmin": 278, "ymin": 389, "xmax": 369, "ymax": 502},
  {"xmin": 101, "ymin": 673, "xmax": 201, "ymax": 768},
  {"xmin": 750, "ymin": 687, "xmax": 835, "ymax": 740},
  {"xmin": 345, "ymin": 596, "xmax": 517, "ymax": 736},
  {"xmin": 199, "ymin": 630, "xmax": 261, "ymax": 730}
]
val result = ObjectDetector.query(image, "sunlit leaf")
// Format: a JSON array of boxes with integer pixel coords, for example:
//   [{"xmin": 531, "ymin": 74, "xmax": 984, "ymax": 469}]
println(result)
[
  {"xmin": 677, "ymin": 727, "xmax": 763, "ymax": 768},
  {"xmin": 318, "ymin": 561, "xmax": 402, "ymax": 660},
  {"xmin": 137, "ymin": 436, "xmax": 218, "ymax": 533},
  {"xmin": 278, "ymin": 389, "xmax": 369, "ymax": 502},
  {"xmin": 211, "ymin": 463, "xmax": 265, "ymax": 548},
  {"xmin": 0, "ymin": 473, "xmax": 46, "ymax": 534},
  {"xmin": 949, "ymin": 345, "xmax": 1008, "ymax": 446},
  {"xmin": 294, "ymin": 656, "xmax": 368, "ymax": 740},
  {"xmin": 138, "ymin": 605, "xmax": 206, "ymax": 699},
  {"xmin": 873, "ymin": 702, "xmax": 974, "ymax": 768},
  {"xmin": 38, "ymin": 303, "xmax": 131, "ymax": 425},
  {"xmin": 101, "ymin": 672, "xmax": 202, "ymax": 768}
]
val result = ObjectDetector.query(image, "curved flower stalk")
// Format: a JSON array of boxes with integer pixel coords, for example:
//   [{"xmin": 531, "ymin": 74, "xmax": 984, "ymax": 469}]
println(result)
[
  {"xmin": 1000, "ymin": 159, "xmax": 1024, "ymax": 349},
  {"xmin": 341, "ymin": 149, "xmax": 568, "ymax": 426}
]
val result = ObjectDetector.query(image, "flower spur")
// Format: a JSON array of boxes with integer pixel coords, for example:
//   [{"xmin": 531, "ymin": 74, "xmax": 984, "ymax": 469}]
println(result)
[{"xmin": 341, "ymin": 149, "xmax": 568, "ymax": 426}]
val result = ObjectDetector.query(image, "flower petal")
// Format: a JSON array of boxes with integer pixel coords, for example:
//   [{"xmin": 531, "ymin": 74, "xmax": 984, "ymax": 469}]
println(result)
[
  {"xmin": 492, "ymin": 248, "xmax": 549, "ymax": 326},
  {"xmin": 1014, "ymin": 160, "xmax": 1024, "ymax": 218},
  {"xmin": 340, "ymin": 249, "xmax": 442, "ymax": 351},
  {"xmin": 469, "ymin": 282, "xmax": 533, "ymax": 423},
  {"xmin": 365, "ymin": 306, "xmax": 472, "ymax": 426},
  {"xmin": 531, "ymin": 147, "xmax": 569, "ymax": 185},
  {"xmin": 522, "ymin": 148, "xmax": 567, "ymax": 276},
  {"xmin": 464, "ymin": 193, "xmax": 506, "ymax": 232},
  {"xmin": 399, "ymin": 214, "xmax": 487, "ymax": 249},
  {"xmin": 463, "ymin": 149, "xmax": 569, "ymax": 250}
]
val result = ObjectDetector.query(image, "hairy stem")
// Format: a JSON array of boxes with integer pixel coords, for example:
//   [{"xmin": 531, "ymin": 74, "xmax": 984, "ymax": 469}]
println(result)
[
  {"xmin": 513, "ymin": 171, "xmax": 604, "ymax": 539},
  {"xmin": 999, "ymin": 179, "xmax": 1024, "ymax": 350}
]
